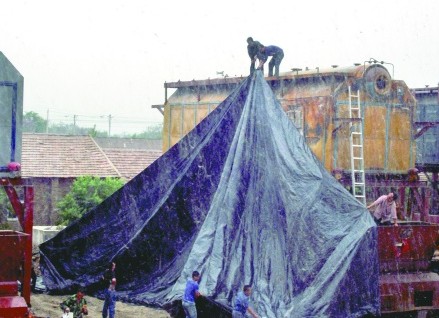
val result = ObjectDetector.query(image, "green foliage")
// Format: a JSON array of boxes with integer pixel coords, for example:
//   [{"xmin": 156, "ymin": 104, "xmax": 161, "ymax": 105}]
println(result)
[
  {"xmin": 0, "ymin": 223, "xmax": 11, "ymax": 230},
  {"xmin": 22, "ymin": 111, "xmax": 162, "ymax": 139},
  {"xmin": 127, "ymin": 124, "xmax": 163, "ymax": 139},
  {"xmin": 23, "ymin": 111, "xmax": 48, "ymax": 133},
  {"xmin": 0, "ymin": 188, "xmax": 13, "ymax": 227},
  {"xmin": 56, "ymin": 176, "xmax": 124, "ymax": 226}
]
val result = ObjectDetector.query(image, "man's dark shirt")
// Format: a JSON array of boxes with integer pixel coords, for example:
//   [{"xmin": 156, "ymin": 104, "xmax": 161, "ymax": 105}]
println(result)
[{"xmin": 247, "ymin": 41, "xmax": 262, "ymax": 59}]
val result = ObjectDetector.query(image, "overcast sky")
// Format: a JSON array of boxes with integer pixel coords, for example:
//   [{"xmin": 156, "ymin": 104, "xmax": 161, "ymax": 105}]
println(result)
[{"xmin": 1, "ymin": 0, "xmax": 438, "ymax": 134}]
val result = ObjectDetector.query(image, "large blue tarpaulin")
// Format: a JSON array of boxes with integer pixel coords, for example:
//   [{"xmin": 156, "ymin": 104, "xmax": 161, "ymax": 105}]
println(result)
[{"xmin": 40, "ymin": 71, "xmax": 379, "ymax": 317}]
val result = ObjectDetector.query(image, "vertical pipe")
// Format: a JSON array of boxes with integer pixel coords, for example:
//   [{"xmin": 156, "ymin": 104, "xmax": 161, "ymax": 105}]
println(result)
[
  {"xmin": 168, "ymin": 105, "xmax": 172, "ymax": 150},
  {"xmin": 422, "ymin": 187, "xmax": 431, "ymax": 222},
  {"xmin": 433, "ymin": 172, "xmax": 439, "ymax": 217},
  {"xmin": 407, "ymin": 188, "xmax": 413, "ymax": 219},
  {"xmin": 194, "ymin": 102, "xmax": 198, "ymax": 129},
  {"xmin": 11, "ymin": 83, "xmax": 17, "ymax": 162},
  {"xmin": 409, "ymin": 99, "xmax": 414, "ymax": 168},
  {"xmin": 399, "ymin": 187, "xmax": 406, "ymax": 220},
  {"xmin": 22, "ymin": 185, "xmax": 33, "ymax": 306}
]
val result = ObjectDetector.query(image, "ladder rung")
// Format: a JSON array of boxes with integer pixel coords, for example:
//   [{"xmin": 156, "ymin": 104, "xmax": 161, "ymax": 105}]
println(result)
[{"xmin": 349, "ymin": 85, "xmax": 365, "ymax": 204}]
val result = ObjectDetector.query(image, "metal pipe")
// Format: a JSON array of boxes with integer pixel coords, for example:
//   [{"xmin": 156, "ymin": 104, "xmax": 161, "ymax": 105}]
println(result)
[
  {"xmin": 22, "ymin": 185, "xmax": 33, "ymax": 305},
  {"xmin": 364, "ymin": 58, "xmax": 394, "ymax": 78}
]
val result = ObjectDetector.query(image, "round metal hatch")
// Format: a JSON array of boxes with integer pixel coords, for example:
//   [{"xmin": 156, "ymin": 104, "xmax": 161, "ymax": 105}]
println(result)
[{"xmin": 363, "ymin": 64, "xmax": 392, "ymax": 100}]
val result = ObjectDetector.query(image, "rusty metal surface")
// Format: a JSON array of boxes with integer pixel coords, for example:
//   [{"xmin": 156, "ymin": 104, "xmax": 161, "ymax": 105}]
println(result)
[
  {"xmin": 380, "ymin": 272, "xmax": 439, "ymax": 313},
  {"xmin": 164, "ymin": 64, "xmax": 377, "ymax": 89},
  {"xmin": 378, "ymin": 223, "xmax": 439, "ymax": 313},
  {"xmin": 162, "ymin": 64, "xmax": 417, "ymax": 173},
  {"xmin": 377, "ymin": 223, "xmax": 439, "ymax": 273}
]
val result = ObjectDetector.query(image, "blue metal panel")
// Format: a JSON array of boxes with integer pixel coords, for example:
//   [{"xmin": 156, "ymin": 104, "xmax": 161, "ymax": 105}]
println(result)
[
  {"xmin": 415, "ymin": 99, "xmax": 439, "ymax": 167},
  {"xmin": 0, "ymin": 52, "xmax": 23, "ymax": 177},
  {"xmin": 0, "ymin": 81, "xmax": 18, "ymax": 172}
]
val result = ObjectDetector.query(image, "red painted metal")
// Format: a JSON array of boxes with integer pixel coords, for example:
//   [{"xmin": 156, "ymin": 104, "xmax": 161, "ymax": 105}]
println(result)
[
  {"xmin": 0, "ymin": 296, "xmax": 28, "ymax": 317},
  {"xmin": 0, "ymin": 282, "xmax": 18, "ymax": 296},
  {"xmin": 22, "ymin": 186, "xmax": 33, "ymax": 306},
  {"xmin": 0, "ymin": 281, "xmax": 18, "ymax": 297},
  {"xmin": 378, "ymin": 223, "xmax": 439, "ymax": 314},
  {"xmin": 378, "ymin": 223, "xmax": 438, "ymax": 272},
  {"xmin": 380, "ymin": 273, "xmax": 439, "ymax": 313},
  {"xmin": 0, "ymin": 231, "xmax": 28, "ymax": 281},
  {"xmin": 0, "ymin": 178, "xmax": 33, "ymax": 308}
]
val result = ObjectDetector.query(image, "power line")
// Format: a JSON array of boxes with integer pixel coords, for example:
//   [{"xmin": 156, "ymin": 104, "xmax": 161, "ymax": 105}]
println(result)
[{"xmin": 31, "ymin": 109, "xmax": 162, "ymax": 136}]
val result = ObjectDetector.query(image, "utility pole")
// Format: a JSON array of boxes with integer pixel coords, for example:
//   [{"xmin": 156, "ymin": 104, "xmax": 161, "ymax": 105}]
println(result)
[
  {"xmin": 46, "ymin": 109, "xmax": 49, "ymax": 134},
  {"xmin": 73, "ymin": 114, "xmax": 77, "ymax": 135},
  {"xmin": 108, "ymin": 114, "xmax": 112, "ymax": 137}
]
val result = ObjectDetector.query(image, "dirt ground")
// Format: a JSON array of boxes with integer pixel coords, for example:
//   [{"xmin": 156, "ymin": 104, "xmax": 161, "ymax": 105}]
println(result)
[{"xmin": 29, "ymin": 293, "xmax": 171, "ymax": 318}]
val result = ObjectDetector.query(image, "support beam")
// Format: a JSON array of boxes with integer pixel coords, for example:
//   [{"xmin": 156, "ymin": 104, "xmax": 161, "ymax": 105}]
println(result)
[
  {"xmin": 22, "ymin": 186, "xmax": 33, "ymax": 305},
  {"xmin": 0, "ymin": 178, "xmax": 33, "ymax": 305},
  {"xmin": 151, "ymin": 104, "xmax": 164, "ymax": 116}
]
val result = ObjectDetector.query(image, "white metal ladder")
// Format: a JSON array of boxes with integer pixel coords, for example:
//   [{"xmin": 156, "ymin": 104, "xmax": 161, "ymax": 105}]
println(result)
[{"xmin": 348, "ymin": 86, "xmax": 366, "ymax": 206}]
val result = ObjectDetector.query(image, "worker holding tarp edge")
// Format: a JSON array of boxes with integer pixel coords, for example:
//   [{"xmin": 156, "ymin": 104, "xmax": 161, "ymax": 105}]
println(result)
[{"xmin": 232, "ymin": 285, "xmax": 260, "ymax": 318}]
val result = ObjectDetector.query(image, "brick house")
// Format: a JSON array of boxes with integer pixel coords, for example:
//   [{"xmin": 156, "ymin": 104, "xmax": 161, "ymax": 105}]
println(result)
[{"xmin": 19, "ymin": 133, "xmax": 162, "ymax": 225}]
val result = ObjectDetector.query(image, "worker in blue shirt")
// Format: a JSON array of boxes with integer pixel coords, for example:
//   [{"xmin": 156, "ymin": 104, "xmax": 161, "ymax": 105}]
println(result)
[
  {"xmin": 102, "ymin": 278, "xmax": 117, "ymax": 318},
  {"xmin": 182, "ymin": 271, "xmax": 202, "ymax": 318},
  {"xmin": 257, "ymin": 45, "xmax": 284, "ymax": 77},
  {"xmin": 232, "ymin": 285, "xmax": 259, "ymax": 318}
]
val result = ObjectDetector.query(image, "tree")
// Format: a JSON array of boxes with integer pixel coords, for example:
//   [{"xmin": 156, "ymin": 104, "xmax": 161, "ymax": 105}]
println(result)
[
  {"xmin": 23, "ymin": 111, "xmax": 48, "ymax": 133},
  {"xmin": 0, "ymin": 188, "xmax": 13, "ymax": 229},
  {"xmin": 56, "ymin": 176, "xmax": 125, "ymax": 226},
  {"xmin": 128, "ymin": 123, "xmax": 163, "ymax": 139}
]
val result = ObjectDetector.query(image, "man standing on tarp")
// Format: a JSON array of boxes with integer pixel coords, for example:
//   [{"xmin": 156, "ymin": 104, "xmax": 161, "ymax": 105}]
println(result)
[
  {"xmin": 247, "ymin": 37, "xmax": 263, "ymax": 75},
  {"xmin": 257, "ymin": 45, "xmax": 284, "ymax": 77}
]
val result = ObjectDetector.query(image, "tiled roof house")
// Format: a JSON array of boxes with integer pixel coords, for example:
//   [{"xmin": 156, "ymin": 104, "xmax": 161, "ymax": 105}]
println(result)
[
  {"xmin": 20, "ymin": 133, "xmax": 162, "ymax": 225},
  {"xmin": 22, "ymin": 134, "xmax": 121, "ymax": 178}
]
